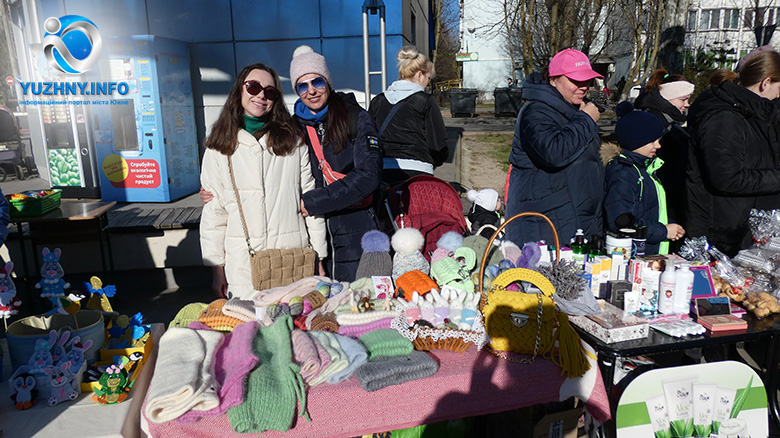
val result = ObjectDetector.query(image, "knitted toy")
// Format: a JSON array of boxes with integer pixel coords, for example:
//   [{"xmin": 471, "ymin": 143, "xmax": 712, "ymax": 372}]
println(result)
[
  {"xmin": 354, "ymin": 231, "xmax": 393, "ymax": 281},
  {"xmin": 394, "ymin": 270, "xmax": 438, "ymax": 301},
  {"xmin": 391, "ymin": 228, "xmax": 430, "ymax": 282}
]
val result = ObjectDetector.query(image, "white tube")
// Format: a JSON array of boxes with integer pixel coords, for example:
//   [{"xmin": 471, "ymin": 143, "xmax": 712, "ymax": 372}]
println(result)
[
  {"xmin": 692, "ymin": 383, "xmax": 716, "ymax": 437},
  {"xmin": 712, "ymin": 386, "xmax": 737, "ymax": 435},
  {"xmin": 646, "ymin": 394, "xmax": 672, "ymax": 438},
  {"xmin": 663, "ymin": 379, "xmax": 695, "ymax": 438}
]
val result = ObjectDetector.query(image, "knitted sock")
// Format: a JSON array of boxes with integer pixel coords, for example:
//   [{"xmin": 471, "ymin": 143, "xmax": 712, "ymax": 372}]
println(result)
[
  {"xmin": 144, "ymin": 327, "xmax": 224, "ymax": 423},
  {"xmin": 178, "ymin": 321, "xmax": 260, "ymax": 422},
  {"xmin": 227, "ymin": 316, "xmax": 308, "ymax": 433},
  {"xmin": 198, "ymin": 299, "xmax": 244, "ymax": 332},
  {"xmin": 327, "ymin": 333, "xmax": 368, "ymax": 384},
  {"xmin": 337, "ymin": 318, "xmax": 394, "ymax": 338},
  {"xmin": 169, "ymin": 302, "xmax": 209, "ymax": 329},
  {"xmin": 358, "ymin": 329, "xmax": 414, "ymax": 359},
  {"xmin": 222, "ymin": 298, "xmax": 256, "ymax": 322},
  {"xmin": 308, "ymin": 331, "xmax": 349, "ymax": 385},
  {"xmin": 291, "ymin": 329, "xmax": 321, "ymax": 382},
  {"xmin": 355, "ymin": 350, "xmax": 439, "ymax": 392}
]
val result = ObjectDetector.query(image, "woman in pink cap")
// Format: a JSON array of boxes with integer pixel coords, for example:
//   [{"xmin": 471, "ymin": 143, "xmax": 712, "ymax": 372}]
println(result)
[{"xmin": 504, "ymin": 48, "xmax": 604, "ymax": 245}]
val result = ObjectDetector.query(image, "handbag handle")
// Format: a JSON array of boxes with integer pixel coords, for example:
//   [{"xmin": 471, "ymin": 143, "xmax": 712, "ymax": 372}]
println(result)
[
  {"xmin": 477, "ymin": 212, "xmax": 561, "ymax": 294},
  {"xmin": 228, "ymin": 154, "xmax": 256, "ymax": 257}
]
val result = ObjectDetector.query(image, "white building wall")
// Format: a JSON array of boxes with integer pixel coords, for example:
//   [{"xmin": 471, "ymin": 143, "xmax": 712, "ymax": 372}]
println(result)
[{"xmin": 460, "ymin": 0, "xmax": 513, "ymax": 98}]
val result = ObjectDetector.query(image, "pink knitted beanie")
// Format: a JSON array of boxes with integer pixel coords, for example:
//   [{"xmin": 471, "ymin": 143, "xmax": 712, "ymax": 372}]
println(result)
[{"xmin": 289, "ymin": 45, "xmax": 332, "ymax": 94}]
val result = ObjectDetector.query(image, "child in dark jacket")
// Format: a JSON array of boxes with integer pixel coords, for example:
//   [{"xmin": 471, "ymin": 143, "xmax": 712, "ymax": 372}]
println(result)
[
  {"xmin": 604, "ymin": 103, "xmax": 685, "ymax": 255},
  {"xmin": 467, "ymin": 188, "xmax": 502, "ymax": 239}
]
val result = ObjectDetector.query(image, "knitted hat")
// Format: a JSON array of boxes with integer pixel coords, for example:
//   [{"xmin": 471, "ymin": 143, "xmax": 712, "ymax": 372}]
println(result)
[
  {"xmin": 614, "ymin": 102, "xmax": 665, "ymax": 151},
  {"xmin": 327, "ymin": 334, "xmax": 368, "ymax": 384},
  {"xmin": 177, "ymin": 321, "xmax": 259, "ymax": 422},
  {"xmin": 391, "ymin": 228, "xmax": 430, "ymax": 282},
  {"xmin": 337, "ymin": 318, "xmax": 394, "ymax": 338},
  {"xmin": 222, "ymin": 298, "xmax": 256, "ymax": 322},
  {"xmin": 291, "ymin": 329, "xmax": 321, "ymax": 382},
  {"xmin": 169, "ymin": 302, "xmax": 209, "ymax": 329},
  {"xmin": 198, "ymin": 299, "xmax": 244, "ymax": 332},
  {"xmin": 501, "ymin": 241, "xmax": 523, "ymax": 266},
  {"xmin": 658, "ymin": 81, "xmax": 695, "ymax": 101},
  {"xmin": 431, "ymin": 257, "xmax": 464, "ymax": 286},
  {"xmin": 358, "ymin": 329, "xmax": 414, "ymax": 359},
  {"xmin": 462, "ymin": 235, "xmax": 503, "ymax": 267},
  {"xmin": 310, "ymin": 312, "xmax": 339, "ymax": 332},
  {"xmin": 354, "ymin": 231, "xmax": 393, "ymax": 281},
  {"xmin": 308, "ymin": 331, "xmax": 349, "ymax": 385},
  {"xmin": 394, "ymin": 270, "xmax": 438, "ymax": 301},
  {"xmin": 436, "ymin": 231, "xmax": 463, "ymax": 252},
  {"xmin": 430, "ymin": 247, "xmax": 452, "ymax": 265},
  {"xmin": 467, "ymin": 189, "xmax": 499, "ymax": 212},
  {"xmin": 227, "ymin": 315, "xmax": 308, "ymax": 433},
  {"xmin": 289, "ymin": 45, "xmax": 332, "ymax": 94},
  {"xmin": 354, "ymin": 350, "xmax": 439, "ymax": 392}
]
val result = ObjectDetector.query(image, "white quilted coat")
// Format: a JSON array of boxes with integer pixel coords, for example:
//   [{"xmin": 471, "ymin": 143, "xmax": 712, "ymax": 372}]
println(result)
[{"xmin": 199, "ymin": 129, "xmax": 327, "ymax": 299}]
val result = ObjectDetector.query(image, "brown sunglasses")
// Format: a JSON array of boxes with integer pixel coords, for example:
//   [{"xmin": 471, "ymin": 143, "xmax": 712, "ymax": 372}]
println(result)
[{"xmin": 244, "ymin": 80, "xmax": 280, "ymax": 100}]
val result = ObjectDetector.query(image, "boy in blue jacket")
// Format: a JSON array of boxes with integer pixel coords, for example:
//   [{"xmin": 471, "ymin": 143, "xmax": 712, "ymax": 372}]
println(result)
[{"xmin": 604, "ymin": 103, "xmax": 685, "ymax": 255}]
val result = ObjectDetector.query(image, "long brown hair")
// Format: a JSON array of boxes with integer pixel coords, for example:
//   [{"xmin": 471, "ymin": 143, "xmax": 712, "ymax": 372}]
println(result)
[
  {"xmin": 322, "ymin": 90, "xmax": 350, "ymax": 154},
  {"xmin": 205, "ymin": 63, "xmax": 303, "ymax": 156},
  {"xmin": 644, "ymin": 68, "xmax": 687, "ymax": 92},
  {"xmin": 735, "ymin": 50, "xmax": 780, "ymax": 88}
]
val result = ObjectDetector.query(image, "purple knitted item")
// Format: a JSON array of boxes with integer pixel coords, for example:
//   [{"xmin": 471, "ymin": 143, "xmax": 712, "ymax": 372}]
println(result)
[
  {"xmin": 337, "ymin": 318, "xmax": 394, "ymax": 338},
  {"xmin": 178, "ymin": 321, "xmax": 259, "ymax": 422},
  {"xmin": 292, "ymin": 329, "xmax": 321, "ymax": 382}
]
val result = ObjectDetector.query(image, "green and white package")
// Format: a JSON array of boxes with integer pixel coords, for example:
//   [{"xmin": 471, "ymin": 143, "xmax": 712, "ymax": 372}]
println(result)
[
  {"xmin": 712, "ymin": 386, "xmax": 736, "ymax": 434},
  {"xmin": 691, "ymin": 383, "xmax": 715, "ymax": 437},
  {"xmin": 663, "ymin": 379, "xmax": 694, "ymax": 437},
  {"xmin": 646, "ymin": 394, "xmax": 672, "ymax": 438}
]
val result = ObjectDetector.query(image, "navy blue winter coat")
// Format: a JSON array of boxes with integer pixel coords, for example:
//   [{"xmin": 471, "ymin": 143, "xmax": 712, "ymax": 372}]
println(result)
[
  {"xmin": 297, "ymin": 92, "xmax": 383, "ymax": 282},
  {"xmin": 604, "ymin": 151, "xmax": 667, "ymax": 255},
  {"xmin": 505, "ymin": 73, "xmax": 604, "ymax": 245}
]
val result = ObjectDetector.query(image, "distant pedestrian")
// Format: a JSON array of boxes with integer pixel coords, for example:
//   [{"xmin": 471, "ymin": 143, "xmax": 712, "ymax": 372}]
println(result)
[
  {"xmin": 505, "ymin": 48, "xmax": 604, "ymax": 245},
  {"xmin": 507, "ymin": 77, "xmax": 514, "ymax": 88},
  {"xmin": 616, "ymin": 76, "xmax": 627, "ymax": 96}
]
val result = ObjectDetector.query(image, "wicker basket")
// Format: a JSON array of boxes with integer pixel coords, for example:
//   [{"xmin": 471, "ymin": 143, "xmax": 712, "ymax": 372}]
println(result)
[{"xmin": 390, "ymin": 308, "xmax": 488, "ymax": 353}]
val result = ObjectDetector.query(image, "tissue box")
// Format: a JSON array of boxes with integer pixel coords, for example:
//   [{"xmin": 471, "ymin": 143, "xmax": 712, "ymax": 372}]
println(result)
[{"xmin": 570, "ymin": 300, "xmax": 649, "ymax": 343}]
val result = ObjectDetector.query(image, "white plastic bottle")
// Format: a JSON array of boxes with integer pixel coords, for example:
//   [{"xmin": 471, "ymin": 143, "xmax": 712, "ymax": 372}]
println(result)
[
  {"xmin": 673, "ymin": 264, "xmax": 695, "ymax": 314},
  {"xmin": 658, "ymin": 262, "xmax": 677, "ymax": 314}
]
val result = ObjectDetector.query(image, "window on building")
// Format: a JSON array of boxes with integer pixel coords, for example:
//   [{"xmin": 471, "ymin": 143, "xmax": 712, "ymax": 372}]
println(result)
[
  {"xmin": 700, "ymin": 9, "xmax": 711, "ymax": 29},
  {"xmin": 757, "ymin": 7, "xmax": 766, "ymax": 26},
  {"xmin": 745, "ymin": 9, "xmax": 753, "ymax": 28},
  {"xmin": 725, "ymin": 9, "xmax": 739, "ymax": 29},
  {"xmin": 411, "ymin": 12, "xmax": 416, "ymax": 45},
  {"xmin": 711, "ymin": 9, "xmax": 721, "ymax": 29},
  {"xmin": 767, "ymin": 8, "xmax": 775, "ymax": 26},
  {"xmin": 687, "ymin": 10, "xmax": 697, "ymax": 30}
]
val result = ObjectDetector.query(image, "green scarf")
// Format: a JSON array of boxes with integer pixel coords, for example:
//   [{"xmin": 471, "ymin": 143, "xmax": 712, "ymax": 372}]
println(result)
[{"xmin": 243, "ymin": 114, "xmax": 270, "ymax": 135}]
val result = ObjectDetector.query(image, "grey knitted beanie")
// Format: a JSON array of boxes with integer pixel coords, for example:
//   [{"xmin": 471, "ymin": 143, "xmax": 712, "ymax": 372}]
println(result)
[
  {"xmin": 354, "ymin": 231, "xmax": 393, "ymax": 281},
  {"xmin": 354, "ymin": 350, "xmax": 439, "ymax": 392}
]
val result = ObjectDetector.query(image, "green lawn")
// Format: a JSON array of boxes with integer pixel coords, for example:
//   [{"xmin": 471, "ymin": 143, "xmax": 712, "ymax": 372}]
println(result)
[{"xmin": 477, "ymin": 133, "xmax": 513, "ymax": 172}]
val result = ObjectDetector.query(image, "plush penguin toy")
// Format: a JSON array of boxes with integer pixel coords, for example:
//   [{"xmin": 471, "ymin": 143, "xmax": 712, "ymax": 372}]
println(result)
[{"xmin": 10, "ymin": 372, "xmax": 37, "ymax": 410}]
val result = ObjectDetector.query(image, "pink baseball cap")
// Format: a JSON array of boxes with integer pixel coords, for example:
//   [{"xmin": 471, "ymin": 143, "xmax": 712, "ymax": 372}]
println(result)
[{"xmin": 548, "ymin": 48, "xmax": 603, "ymax": 81}]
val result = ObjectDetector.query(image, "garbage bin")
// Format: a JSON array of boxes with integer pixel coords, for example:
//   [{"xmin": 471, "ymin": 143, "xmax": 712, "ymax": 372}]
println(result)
[
  {"xmin": 450, "ymin": 88, "xmax": 478, "ymax": 117},
  {"xmin": 494, "ymin": 87, "xmax": 523, "ymax": 117}
]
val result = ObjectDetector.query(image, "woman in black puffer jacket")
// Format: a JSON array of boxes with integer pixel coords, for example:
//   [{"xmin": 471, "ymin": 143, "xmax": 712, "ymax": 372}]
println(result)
[{"xmin": 686, "ymin": 50, "xmax": 780, "ymax": 257}]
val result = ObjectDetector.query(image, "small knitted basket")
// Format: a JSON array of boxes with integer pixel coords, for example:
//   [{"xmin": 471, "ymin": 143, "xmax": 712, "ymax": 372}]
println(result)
[{"xmin": 390, "ymin": 308, "xmax": 488, "ymax": 353}]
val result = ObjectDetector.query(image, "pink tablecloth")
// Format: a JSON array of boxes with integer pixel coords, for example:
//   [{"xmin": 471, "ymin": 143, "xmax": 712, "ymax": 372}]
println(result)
[{"xmin": 144, "ymin": 346, "xmax": 610, "ymax": 438}]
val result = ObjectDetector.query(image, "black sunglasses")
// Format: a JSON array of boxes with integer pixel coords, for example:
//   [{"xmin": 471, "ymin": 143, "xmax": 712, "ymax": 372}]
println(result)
[{"xmin": 244, "ymin": 80, "xmax": 280, "ymax": 100}]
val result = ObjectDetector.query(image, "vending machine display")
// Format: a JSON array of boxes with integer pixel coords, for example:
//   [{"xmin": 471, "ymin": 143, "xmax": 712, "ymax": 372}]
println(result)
[
  {"xmin": 89, "ymin": 35, "xmax": 199, "ymax": 202},
  {"xmin": 41, "ymin": 103, "xmax": 100, "ymax": 198}
]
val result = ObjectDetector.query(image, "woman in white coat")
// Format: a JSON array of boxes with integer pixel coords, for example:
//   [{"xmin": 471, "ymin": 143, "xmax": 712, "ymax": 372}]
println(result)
[{"xmin": 199, "ymin": 63, "xmax": 327, "ymax": 299}]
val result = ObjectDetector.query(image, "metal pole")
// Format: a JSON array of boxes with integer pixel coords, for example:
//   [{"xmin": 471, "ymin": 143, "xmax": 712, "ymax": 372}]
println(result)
[
  {"xmin": 380, "ymin": 7, "xmax": 386, "ymax": 92},
  {"xmin": 363, "ymin": 9, "xmax": 371, "ymax": 107}
]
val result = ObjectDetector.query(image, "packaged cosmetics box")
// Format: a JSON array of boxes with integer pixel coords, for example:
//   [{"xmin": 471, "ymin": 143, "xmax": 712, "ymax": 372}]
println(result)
[{"xmin": 570, "ymin": 300, "xmax": 650, "ymax": 343}]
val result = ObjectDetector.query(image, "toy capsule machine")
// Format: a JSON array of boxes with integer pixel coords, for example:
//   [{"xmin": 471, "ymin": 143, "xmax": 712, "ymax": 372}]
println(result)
[{"xmin": 88, "ymin": 35, "xmax": 199, "ymax": 202}]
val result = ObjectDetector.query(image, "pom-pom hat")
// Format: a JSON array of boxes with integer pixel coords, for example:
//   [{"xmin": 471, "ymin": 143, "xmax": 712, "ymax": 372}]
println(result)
[
  {"xmin": 354, "ymin": 231, "xmax": 393, "ymax": 281},
  {"xmin": 548, "ymin": 48, "xmax": 603, "ymax": 82},
  {"xmin": 614, "ymin": 102, "xmax": 665, "ymax": 151},
  {"xmin": 467, "ymin": 188, "xmax": 499, "ymax": 212},
  {"xmin": 391, "ymin": 228, "xmax": 430, "ymax": 281},
  {"xmin": 289, "ymin": 45, "xmax": 332, "ymax": 94}
]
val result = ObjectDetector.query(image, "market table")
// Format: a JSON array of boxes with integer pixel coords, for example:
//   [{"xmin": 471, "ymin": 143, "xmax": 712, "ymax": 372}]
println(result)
[
  {"xmin": 142, "ymin": 343, "xmax": 611, "ymax": 438},
  {"xmin": 574, "ymin": 313, "xmax": 780, "ymax": 435},
  {"xmin": 0, "ymin": 323, "xmax": 163, "ymax": 438}
]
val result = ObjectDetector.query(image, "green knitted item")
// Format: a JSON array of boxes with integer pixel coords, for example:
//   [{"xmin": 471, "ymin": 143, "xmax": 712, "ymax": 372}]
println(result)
[
  {"xmin": 168, "ymin": 302, "xmax": 209, "ymax": 329},
  {"xmin": 228, "ymin": 315, "xmax": 309, "ymax": 433},
  {"xmin": 358, "ymin": 329, "xmax": 414, "ymax": 359}
]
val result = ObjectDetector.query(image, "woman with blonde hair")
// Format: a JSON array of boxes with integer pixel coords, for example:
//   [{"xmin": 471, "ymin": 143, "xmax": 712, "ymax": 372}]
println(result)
[
  {"xmin": 199, "ymin": 63, "xmax": 327, "ymax": 299},
  {"xmin": 686, "ymin": 50, "xmax": 780, "ymax": 256},
  {"xmin": 369, "ymin": 45, "xmax": 448, "ymax": 187}
]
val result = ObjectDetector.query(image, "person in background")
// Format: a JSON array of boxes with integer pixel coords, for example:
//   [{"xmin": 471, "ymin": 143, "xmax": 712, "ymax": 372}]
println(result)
[
  {"xmin": 507, "ymin": 77, "xmax": 514, "ymax": 88},
  {"xmin": 604, "ymin": 102, "xmax": 685, "ymax": 255},
  {"xmin": 633, "ymin": 68, "xmax": 695, "ymax": 227},
  {"xmin": 686, "ymin": 50, "xmax": 780, "ymax": 257},
  {"xmin": 290, "ymin": 45, "xmax": 383, "ymax": 282},
  {"xmin": 505, "ymin": 48, "xmax": 604, "ymax": 245},
  {"xmin": 616, "ymin": 76, "xmax": 627, "ymax": 97},
  {"xmin": 199, "ymin": 63, "xmax": 327, "ymax": 299},
  {"xmin": 368, "ymin": 46, "xmax": 448, "ymax": 188},
  {"xmin": 467, "ymin": 188, "xmax": 502, "ymax": 238}
]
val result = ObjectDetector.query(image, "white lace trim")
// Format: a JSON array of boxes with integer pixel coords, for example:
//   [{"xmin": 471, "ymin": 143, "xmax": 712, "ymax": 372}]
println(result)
[{"xmin": 390, "ymin": 308, "xmax": 489, "ymax": 350}]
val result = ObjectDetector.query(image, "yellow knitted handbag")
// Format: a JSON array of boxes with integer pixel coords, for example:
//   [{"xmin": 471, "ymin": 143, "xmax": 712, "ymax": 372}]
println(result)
[{"xmin": 478, "ymin": 212, "xmax": 590, "ymax": 378}]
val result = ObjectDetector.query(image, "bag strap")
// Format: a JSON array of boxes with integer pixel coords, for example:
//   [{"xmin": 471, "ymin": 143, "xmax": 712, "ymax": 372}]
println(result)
[
  {"xmin": 378, "ymin": 100, "xmax": 405, "ymax": 138},
  {"xmin": 306, "ymin": 125, "xmax": 346, "ymax": 185},
  {"xmin": 227, "ymin": 154, "xmax": 255, "ymax": 257}
]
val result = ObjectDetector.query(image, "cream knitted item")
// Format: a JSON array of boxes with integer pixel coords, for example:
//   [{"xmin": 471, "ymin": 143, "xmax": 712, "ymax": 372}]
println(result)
[
  {"xmin": 222, "ymin": 298, "xmax": 256, "ymax": 322},
  {"xmin": 145, "ymin": 327, "xmax": 225, "ymax": 423},
  {"xmin": 335, "ymin": 310, "xmax": 398, "ymax": 326},
  {"xmin": 308, "ymin": 331, "xmax": 349, "ymax": 385}
]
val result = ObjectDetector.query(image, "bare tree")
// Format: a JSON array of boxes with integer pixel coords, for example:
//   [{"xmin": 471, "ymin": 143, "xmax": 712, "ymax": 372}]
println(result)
[{"xmin": 613, "ymin": 0, "xmax": 667, "ymax": 99}]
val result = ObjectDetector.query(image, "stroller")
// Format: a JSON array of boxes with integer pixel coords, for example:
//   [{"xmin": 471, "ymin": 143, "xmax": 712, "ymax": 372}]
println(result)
[
  {"xmin": 0, "ymin": 107, "xmax": 35, "ymax": 181},
  {"xmin": 384, "ymin": 175, "xmax": 468, "ymax": 261}
]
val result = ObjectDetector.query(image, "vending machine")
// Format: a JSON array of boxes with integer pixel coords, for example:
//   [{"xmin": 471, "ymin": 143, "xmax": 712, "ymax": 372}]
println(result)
[{"xmin": 88, "ymin": 35, "xmax": 199, "ymax": 202}]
